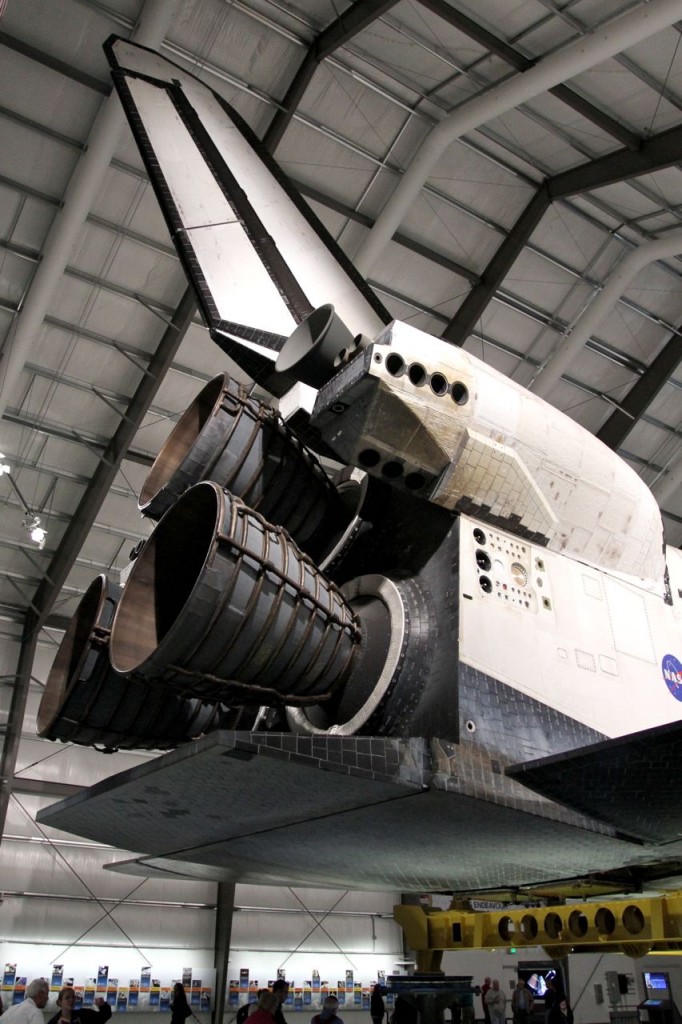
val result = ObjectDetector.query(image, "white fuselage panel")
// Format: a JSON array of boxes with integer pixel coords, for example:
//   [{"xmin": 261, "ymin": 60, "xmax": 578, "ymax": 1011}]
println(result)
[{"xmin": 458, "ymin": 513, "xmax": 682, "ymax": 737}]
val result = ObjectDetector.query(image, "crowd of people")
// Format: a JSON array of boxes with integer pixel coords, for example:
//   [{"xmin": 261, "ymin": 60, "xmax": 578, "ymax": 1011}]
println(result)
[
  {"xmin": 0, "ymin": 974, "xmax": 574, "ymax": 1024},
  {"xmin": 233, "ymin": 983, "xmax": 343, "ymax": 1024},
  {"xmin": 0, "ymin": 982, "xmax": 112, "ymax": 1024},
  {"xmin": 480, "ymin": 977, "xmax": 572, "ymax": 1024}
]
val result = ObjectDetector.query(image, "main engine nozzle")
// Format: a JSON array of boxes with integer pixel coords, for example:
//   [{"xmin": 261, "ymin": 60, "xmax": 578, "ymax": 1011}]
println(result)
[
  {"xmin": 138, "ymin": 373, "xmax": 347, "ymax": 561},
  {"xmin": 110, "ymin": 482, "xmax": 361, "ymax": 706},
  {"xmin": 37, "ymin": 575, "xmax": 225, "ymax": 751}
]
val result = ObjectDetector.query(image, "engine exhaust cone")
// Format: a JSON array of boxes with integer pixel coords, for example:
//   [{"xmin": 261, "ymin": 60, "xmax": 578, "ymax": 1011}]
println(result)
[
  {"xmin": 138, "ymin": 373, "xmax": 346, "ymax": 561},
  {"xmin": 110, "ymin": 483, "xmax": 360, "ymax": 706},
  {"xmin": 275, "ymin": 304, "xmax": 358, "ymax": 388},
  {"xmin": 37, "ymin": 575, "xmax": 225, "ymax": 750}
]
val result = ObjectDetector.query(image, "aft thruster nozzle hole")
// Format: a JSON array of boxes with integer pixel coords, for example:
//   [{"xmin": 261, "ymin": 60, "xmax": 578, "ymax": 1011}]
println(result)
[{"xmin": 276, "ymin": 304, "xmax": 360, "ymax": 388}]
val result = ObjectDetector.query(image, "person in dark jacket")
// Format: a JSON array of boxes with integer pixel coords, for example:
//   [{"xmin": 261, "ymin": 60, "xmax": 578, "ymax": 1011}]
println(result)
[
  {"xmin": 371, "ymin": 986, "xmax": 385, "ymax": 1024},
  {"xmin": 48, "ymin": 987, "xmax": 111, "ymax": 1024},
  {"xmin": 170, "ymin": 984, "xmax": 191, "ymax": 1024},
  {"xmin": 548, "ymin": 999, "xmax": 573, "ymax": 1024},
  {"xmin": 272, "ymin": 981, "xmax": 289, "ymax": 1024},
  {"xmin": 512, "ymin": 981, "xmax": 534, "ymax": 1024},
  {"xmin": 312, "ymin": 996, "xmax": 343, "ymax": 1024},
  {"xmin": 480, "ymin": 979, "xmax": 491, "ymax": 1024},
  {"xmin": 392, "ymin": 997, "xmax": 418, "ymax": 1024}
]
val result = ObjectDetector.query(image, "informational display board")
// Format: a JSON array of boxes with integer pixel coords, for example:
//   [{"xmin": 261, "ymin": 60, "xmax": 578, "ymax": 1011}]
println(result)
[{"xmin": 1, "ymin": 963, "xmax": 215, "ymax": 1013}]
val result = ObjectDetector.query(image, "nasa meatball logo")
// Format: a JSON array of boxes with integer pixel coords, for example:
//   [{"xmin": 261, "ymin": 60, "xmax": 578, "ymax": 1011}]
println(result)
[{"xmin": 662, "ymin": 654, "xmax": 682, "ymax": 701}]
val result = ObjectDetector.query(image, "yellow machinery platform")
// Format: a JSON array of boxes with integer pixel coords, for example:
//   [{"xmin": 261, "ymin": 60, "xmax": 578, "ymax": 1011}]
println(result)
[{"xmin": 395, "ymin": 894, "xmax": 682, "ymax": 968}]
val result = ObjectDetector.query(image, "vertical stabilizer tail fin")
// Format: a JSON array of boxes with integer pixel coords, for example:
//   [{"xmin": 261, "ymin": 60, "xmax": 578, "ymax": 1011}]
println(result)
[{"xmin": 105, "ymin": 36, "xmax": 390, "ymax": 394}]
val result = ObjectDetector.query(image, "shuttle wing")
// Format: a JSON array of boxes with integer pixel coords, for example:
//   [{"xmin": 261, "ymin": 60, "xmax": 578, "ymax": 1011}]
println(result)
[
  {"xmin": 507, "ymin": 719, "xmax": 682, "ymax": 844},
  {"xmin": 104, "ymin": 37, "xmax": 390, "ymax": 395},
  {"xmin": 37, "ymin": 729, "xmax": 682, "ymax": 893}
]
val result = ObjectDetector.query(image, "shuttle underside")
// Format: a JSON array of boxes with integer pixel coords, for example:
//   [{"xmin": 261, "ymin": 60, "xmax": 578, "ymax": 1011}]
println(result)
[
  {"xmin": 40, "ymin": 724, "xmax": 682, "ymax": 893},
  {"xmin": 35, "ymin": 37, "xmax": 682, "ymax": 897}
]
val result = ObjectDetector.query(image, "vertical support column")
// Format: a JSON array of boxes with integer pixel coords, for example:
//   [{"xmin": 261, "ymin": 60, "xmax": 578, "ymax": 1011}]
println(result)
[
  {"xmin": 214, "ymin": 882, "xmax": 236, "ymax": 1024},
  {"xmin": 0, "ymin": 614, "xmax": 37, "ymax": 840}
]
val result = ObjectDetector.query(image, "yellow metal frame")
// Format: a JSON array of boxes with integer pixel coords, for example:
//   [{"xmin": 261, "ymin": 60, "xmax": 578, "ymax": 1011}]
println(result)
[{"xmin": 395, "ymin": 894, "xmax": 682, "ymax": 961}]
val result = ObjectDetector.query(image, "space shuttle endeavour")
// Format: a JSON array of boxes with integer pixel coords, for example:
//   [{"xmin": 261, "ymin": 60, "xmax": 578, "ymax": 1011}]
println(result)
[{"xmin": 37, "ymin": 37, "xmax": 682, "ymax": 900}]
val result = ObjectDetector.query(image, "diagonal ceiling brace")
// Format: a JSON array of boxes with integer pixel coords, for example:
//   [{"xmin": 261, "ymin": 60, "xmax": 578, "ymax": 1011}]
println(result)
[
  {"xmin": 551, "ymin": 123, "xmax": 682, "ymax": 199},
  {"xmin": 440, "ymin": 187, "xmax": 550, "ymax": 345},
  {"xmin": 597, "ymin": 329, "xmax": 682, "ymax": 450},
  {"xmin": 441, "ymin": 121, "xmax": 682, "ymax": 349},
  {"xmin": 263, "ymin": 0, "xmax": 401, "ymax": 153},
  {"xmin": 294, "ymin": 179, "xmax": 480, "ymax": 283},
  {"xmin": 29, "ymin": 286, "xmax": 196, "ymax": 632}
]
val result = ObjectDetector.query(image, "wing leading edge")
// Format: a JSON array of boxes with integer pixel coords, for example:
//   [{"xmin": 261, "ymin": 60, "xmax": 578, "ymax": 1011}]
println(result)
[
  {"xmin": 507, "ymin": 718, "xmax": 682, "ymax": 843},
  {"xmin": 104, "ymin": 37, "xmax": 390, "ymax": 394}
]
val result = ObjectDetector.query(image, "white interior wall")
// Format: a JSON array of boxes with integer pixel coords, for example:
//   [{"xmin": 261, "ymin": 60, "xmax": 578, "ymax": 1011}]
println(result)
[
  {"xmin": 440, "ymin": 948, "xmax": 682, "ymax": 1024},
  {"xmin": 0, "ymin": 880, "xmax": 402, "ymax": 1019}
]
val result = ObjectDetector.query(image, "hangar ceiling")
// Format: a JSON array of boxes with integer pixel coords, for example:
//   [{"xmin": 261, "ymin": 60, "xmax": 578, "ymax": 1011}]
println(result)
[{"xmin": 1, "ymin": 0, "xmax": 682, "ymax": 838}]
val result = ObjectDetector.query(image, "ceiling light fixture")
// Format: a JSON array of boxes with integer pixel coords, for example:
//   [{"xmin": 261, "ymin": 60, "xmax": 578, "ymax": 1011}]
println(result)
[
  {"xmin": 23, "ymin": 513, "xmax": 48, "ymax": 550},
  {"xmin": 1, "ymin": 455, "xmax": 49, "ymax": 550}
]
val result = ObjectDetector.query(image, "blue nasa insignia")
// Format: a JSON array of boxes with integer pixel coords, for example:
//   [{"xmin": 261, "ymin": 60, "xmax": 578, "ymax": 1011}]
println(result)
[{"xmin": 662, "ymin": 654, "xmax": 682, "ymax": 701}]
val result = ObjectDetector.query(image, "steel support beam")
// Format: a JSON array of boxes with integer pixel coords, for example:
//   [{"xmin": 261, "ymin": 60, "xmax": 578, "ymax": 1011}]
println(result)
[
  {"xmin": 0, "ymin": 287, "xmax": 196, "ymax": 840},
  {"xmin": 263, "ymin": 0, "xmax": 400, "ymax": 152},
  {"xmin": 551, "ymin": 123, "xmax": 682, "ymax": 199},
  {"xmin": 213, "ymin": 883, "xmax": 236, "ymax": 1024},
  {"xmin": 0, "ymin": 622, "xmax": 37, "ymax": 845},
  {"xmin": 441, "ymin": 119, "xmax": 682, "ymax": 348},
  {"xmin": 441, "ymin": 187, "xmax": 549, "ymax": 345},
  {"xmin": 11, "ymin": 777, "xmax": 84, "ymax": 798},
  {"xmin": 0, "ymin": 30, "xmax": 110, "ymax": 95},
  {"xmin": 30, "ymin": 286, "xmax": 196, "ymax": 630},
  {"xmin": 2, "ymin": 410, "xmax": 156, "ymax": 468},
  {"xmin": 417, "ymin": 0, "xmax": 640, "ymax": 150},
  {"xmin": 597, "ymin": 330, "xmax": 682, "ymax": 449}
]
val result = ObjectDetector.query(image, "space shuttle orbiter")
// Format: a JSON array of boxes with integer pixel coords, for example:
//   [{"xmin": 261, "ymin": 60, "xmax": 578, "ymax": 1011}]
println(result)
[{"xmin": 37, "ymin": 38, "xmax": 682, "ymax": 899}]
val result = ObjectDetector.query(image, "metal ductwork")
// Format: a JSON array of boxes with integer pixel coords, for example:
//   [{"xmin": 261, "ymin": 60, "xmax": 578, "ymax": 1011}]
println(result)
[
  {"xmin": 0, "ymin": 0, "xmax": 180, "ymax": 420},
  {"xmin": 530, "ymin": 227, "xmax": 682, "ymax": 398},
  {"xmin": 354, "ymin": 0, "xmax": 682, "ymax": 277}
]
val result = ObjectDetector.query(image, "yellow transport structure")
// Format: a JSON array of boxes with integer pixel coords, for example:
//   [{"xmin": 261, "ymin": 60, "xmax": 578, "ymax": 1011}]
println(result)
[{"xmin": 395, "ymin": 894, "xmax": 682, "ymax": 969}]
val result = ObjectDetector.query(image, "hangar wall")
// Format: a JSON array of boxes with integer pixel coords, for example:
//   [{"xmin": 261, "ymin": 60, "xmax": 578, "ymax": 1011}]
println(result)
[{"xmin": 3, "ymin": 623, "xmax": 682, "ymax": 1024}]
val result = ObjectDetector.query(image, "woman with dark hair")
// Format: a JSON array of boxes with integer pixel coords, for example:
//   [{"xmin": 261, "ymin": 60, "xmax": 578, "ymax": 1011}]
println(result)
[
  {"xmin": 48, "ymin": 988, "xmax": 111, "ymax": 1024},
  {"xmin": 171, "ymin": 984, "xmax": 192, "ymax": 1024}
]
